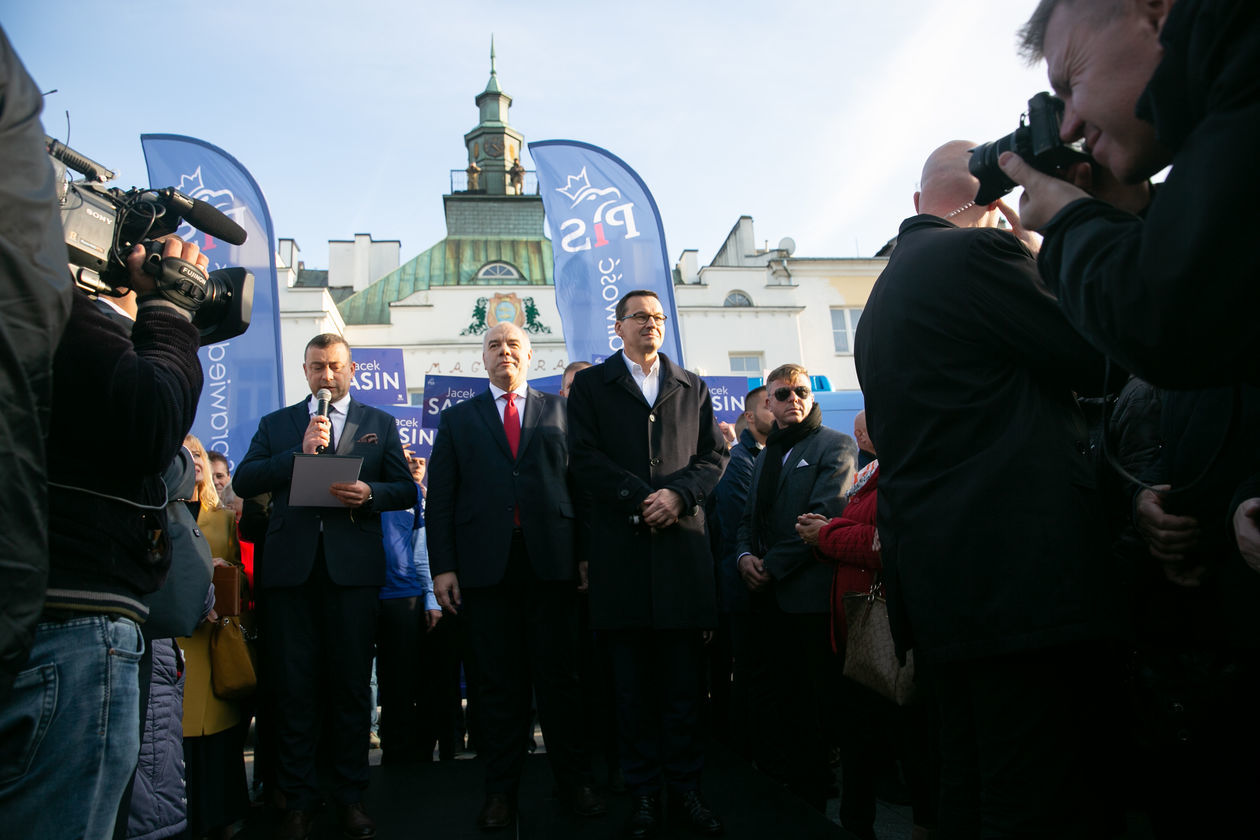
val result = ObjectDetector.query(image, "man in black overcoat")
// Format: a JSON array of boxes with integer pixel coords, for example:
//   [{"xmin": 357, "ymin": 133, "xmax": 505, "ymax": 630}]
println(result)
[
  {"xmin": 855, "ymin": 141, "xmax": 1118, "ymax": 837},
  {"xmin": 567, "ymin": 290, "xmax": 729, "ymax": 839}
]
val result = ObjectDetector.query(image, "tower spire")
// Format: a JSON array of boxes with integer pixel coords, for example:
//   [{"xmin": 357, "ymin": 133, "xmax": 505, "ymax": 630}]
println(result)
[{"xmin": 483, "ymin": 34, "xmax": 502, "ymax": 94}]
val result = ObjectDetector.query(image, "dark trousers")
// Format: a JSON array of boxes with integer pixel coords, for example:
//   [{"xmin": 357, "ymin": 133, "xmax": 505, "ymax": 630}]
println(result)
[
  {"xmin": 376, "ymin": 596, "xmax": 429, "ymax": 762},
  {"xmin": 835, "ymin": 675, "xmax": 939, "ymax": 838},
  {"xmin": 703, "ymin": 612, "xmax": 735, "ymax": 744},
  {"xmin": 423, "ymin": 612, "xmax": 466, "ymax": 758},
  {"xmin": 932, "ymin": 645, "xmax": 1120, "ymax": 839},
  {"xmin": 744, "ymin": 599, "xmax": 836, "ymax": 811},
  {"xmin": 262, "ymin": 545, "xmax": 379, "ymax": 810},
  {"xmin": 459, "ymin": 533, "xmax": 589, "ymax": 796},
  {"xmin": 727, "ymin": 610, "xmax": 754, "ymax": 760},
  {"xmin": 577, "ymin": 599, "xmax": 619, "ymax": 778},
  {"xmin": 606, "ymin": 629, "xmax": 706, "ymax": 796}
]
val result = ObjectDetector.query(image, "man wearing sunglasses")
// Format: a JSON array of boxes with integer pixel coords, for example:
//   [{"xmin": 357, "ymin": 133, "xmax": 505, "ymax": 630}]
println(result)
[
  {"xmin": 567, "ymin": 289, "xmax": 729, "ymax": 839},
  {"xmin": 734, "ymin": 364, "xmax": 856, "ymax": 812}
]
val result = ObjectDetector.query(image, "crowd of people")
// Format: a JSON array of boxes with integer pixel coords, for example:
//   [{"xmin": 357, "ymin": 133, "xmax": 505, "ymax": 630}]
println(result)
[{"xmin": 2, "ymin": 1, "xmax": 1259, "ymax": 839}]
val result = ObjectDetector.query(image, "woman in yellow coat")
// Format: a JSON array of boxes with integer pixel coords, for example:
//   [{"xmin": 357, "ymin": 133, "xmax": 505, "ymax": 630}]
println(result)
[{"xmin": 177, "ymin": 434, "xmax": 249, "ymax": 840}]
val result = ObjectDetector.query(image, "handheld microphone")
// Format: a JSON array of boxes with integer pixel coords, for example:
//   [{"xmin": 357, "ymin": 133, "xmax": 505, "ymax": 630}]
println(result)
[{"xmin": 315, "ymin": 388, "xmax": 332, "ymax": 454}]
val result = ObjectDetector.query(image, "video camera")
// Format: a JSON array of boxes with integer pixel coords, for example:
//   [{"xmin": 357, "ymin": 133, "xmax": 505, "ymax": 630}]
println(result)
[
  {"xmin": 46, "ymin": 135, "xmax": 254, "ymax": 346},
  {"xmin": 968, "ymin": 92, "xmax": 1093, "ymax": 206}
]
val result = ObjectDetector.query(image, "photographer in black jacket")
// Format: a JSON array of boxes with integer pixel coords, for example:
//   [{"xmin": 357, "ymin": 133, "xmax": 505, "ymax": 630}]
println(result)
[{"xmin": 0, "ymin": 228, "xmax": 206, "ymax": 839}]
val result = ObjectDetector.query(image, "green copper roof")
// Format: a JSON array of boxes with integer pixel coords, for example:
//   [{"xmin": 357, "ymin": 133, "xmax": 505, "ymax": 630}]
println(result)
[{"xmin": 337, "ymin": 235, "xmax": 554, "ymax": 325}]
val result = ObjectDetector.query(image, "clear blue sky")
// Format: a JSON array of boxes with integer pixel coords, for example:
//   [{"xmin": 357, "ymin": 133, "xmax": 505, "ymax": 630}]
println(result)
[{"xmin": 6, "ymin": 1, "xmax": 1052, "ymax": 267}]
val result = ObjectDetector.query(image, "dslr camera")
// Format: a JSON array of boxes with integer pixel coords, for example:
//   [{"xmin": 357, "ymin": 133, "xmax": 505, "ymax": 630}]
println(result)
[
  {"xmin": 47, "ymin": 136, "xmax": 254, "ymax": 346},
  {"xmin": 968, "ymin": 92, "xmax": 1092, "ymax": 206}
]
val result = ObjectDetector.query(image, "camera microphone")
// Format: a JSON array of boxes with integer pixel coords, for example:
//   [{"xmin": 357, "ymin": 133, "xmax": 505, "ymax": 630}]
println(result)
[
  {"xmin": 315, "ymin": 388, "xmax": 332, "ymax": 454},
  {"xmin": 164, "ymin": 190, "xmax": 248, "ymax": 246}
]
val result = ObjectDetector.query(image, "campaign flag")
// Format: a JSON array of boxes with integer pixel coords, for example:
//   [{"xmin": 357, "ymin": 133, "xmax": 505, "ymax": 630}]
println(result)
[
  {"xmin": 350, "ymin": 348, "xmax": 407, "ymax": 406},
  {"xmin": 420, "ymin": 375, "xmax": 487, "ymax": 428},
  {"xmin": 706, "ymin": 376, "xmax": 751, "ymax": 424},
  {"xmin": 530, "ymin": 141, "xmax": 683, "ymax": 366},
  {"xmin": 141, "ymin": 134, "xmax": 284, "ymax": 472}
]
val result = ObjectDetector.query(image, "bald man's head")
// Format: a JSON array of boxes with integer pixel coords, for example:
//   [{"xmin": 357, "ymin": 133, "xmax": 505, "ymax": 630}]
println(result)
[{"xmin": 914, "ymin": 140, "xmax": 1001, "ymax": 227}]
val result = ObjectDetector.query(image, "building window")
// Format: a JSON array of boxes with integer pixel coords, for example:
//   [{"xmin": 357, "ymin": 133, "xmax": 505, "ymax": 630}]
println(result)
[
  {"xmin": 474, "ymin": 261, "xmax": 522, "ymax": 283},
  {"xmin": 724, "ymin": 290, "xmax": 753, "ymax": 307},
  {"xmin": 831, "ymin": 307, "xmax": 863, "ymax": 354},
  {"xmin": 730, "ymin": 353, "xmax": 762, "ymax": 377}
]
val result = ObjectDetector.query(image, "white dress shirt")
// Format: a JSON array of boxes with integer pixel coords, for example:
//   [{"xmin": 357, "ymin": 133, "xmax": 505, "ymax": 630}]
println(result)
[
  {"xmin": 623, "ymin": 353, "xmax": 661, "ymax": 405},
  {"xmin": 487, "ymin": 381, "xmax": 529, "ymax": 422}
]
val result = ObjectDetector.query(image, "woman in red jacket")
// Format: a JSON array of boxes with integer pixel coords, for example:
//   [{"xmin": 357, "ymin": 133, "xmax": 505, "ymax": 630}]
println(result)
[
  {"xmin": 797, "ymin": 458, "xmax": 936, "ymax": 840},
  {"xmin": 797, "ymin": 461, "xmax": 881, "ymax": 652}
]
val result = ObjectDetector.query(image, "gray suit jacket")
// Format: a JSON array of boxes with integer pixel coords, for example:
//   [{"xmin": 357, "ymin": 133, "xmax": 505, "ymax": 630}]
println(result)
[{"xmin": 736, "ymin": 425, "xmax": 856, "ymax": 613}]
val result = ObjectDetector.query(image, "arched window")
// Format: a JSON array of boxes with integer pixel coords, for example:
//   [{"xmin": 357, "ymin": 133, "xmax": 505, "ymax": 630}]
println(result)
[
  {"xmin": 474, "ymin": 261, "xmax": 522, "ymax": 283},
  {"xmin": 724, "ymin": 290, "xmax": 753, "ymax": 307}
]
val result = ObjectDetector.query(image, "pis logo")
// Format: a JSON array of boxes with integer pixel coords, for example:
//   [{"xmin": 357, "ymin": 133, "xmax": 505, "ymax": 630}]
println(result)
[{"xmin": 554, "ymin": 167, "xmax": 640, "ymax": 253}]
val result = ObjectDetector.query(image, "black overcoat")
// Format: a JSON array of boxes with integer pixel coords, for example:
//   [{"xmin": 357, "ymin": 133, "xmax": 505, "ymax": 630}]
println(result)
[
  {"xmin": 856, "ymin": 216, "xmax": 1120, "ymax": 666},
  {"xmin": 567, "ymin": 351, "xmax": 728, "ymax": 629}
]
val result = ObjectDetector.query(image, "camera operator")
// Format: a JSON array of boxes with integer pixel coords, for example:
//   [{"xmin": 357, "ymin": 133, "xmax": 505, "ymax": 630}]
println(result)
[
  {"xmin": 999, "ymin": 0, "xmax": 1260, "ymax": 388},
  {"xmin": 0, "ymin": 235, "xmax": 206, "ymax": 840}
]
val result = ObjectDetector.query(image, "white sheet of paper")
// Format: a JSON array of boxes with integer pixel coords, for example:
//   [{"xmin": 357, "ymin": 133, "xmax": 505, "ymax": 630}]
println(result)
[{"xmin": 289, "ymin": 454, "xmax": 364, "ymax": 507}]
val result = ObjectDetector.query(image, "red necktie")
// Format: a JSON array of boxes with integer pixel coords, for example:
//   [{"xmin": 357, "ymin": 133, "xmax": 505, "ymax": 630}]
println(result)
[
  {"xmin": 504, "ymin": 393, "xmax": 521, "ymax": 525},
  {"xmin": 503, "ymin": 392, "xmax": 520, "ymax": 457}
]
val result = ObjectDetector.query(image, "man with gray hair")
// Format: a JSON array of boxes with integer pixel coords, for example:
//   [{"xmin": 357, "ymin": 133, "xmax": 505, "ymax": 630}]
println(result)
[
  {"xmin": 428, "ymin": 321, "xmax": 601, "ymax": 831},
  {"xmin": 856, "ymin": 140, "xmax": 1117, "ymax": 836},
  {"xmin": 1001, "ymin": 0, "xmax": 1259, "ymax": 387}
]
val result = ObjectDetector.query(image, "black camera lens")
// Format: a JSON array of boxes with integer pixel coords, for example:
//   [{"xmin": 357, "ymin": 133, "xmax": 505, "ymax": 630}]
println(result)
[
  {"xmin": 194, "ymin": 267, "xmax": 254, "ymax": 346},
  {"xmin": 968, "ymin": 92, "xmax": 1093, "ymax": 208},
  {"xmin": 969, "ymin": 128, "xmax": 1026, "ymax": 206}
]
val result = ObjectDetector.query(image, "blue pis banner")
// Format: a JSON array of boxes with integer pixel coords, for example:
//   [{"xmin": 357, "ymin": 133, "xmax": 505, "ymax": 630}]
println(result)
[
  {"xmin": 529, "ymin": 141, "xmax": 683, "ymax": 367},
  {"xmin": 350, "ymin": 348, "xmax": 407, "ymax": 406},
  {"xmin": 141, "ymin": 134, "xmax": 284, "ymax": 472}
]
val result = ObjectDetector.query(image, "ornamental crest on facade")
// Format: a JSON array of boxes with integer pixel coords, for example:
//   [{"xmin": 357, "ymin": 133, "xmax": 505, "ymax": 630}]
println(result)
[{"xmin": 459, "ymin": 293, "xmax": 553, "ymax": 336}]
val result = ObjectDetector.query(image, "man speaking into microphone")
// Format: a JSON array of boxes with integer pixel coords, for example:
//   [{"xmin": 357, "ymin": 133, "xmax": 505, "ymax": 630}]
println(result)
[{"xmin": 234, "ymin": 333, "xmax": 415, "ymax": 840}]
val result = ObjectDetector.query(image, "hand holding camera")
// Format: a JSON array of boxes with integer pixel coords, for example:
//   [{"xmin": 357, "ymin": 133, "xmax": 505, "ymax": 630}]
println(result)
[{"xmin": 125, "ymin": 236, "xmax": 210, "ymax": 300}]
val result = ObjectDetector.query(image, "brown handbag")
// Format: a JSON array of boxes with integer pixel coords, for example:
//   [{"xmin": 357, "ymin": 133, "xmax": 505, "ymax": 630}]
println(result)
[
  {"xmin": 209, "ymin": 616, "xmax": 256, "ymax": 699},
  {"xmin": 211, "ymin": 565, "xmax": 243, "ymax": 617},
  {"xmin": 842, "ymin": 578, "xmax": 916, "ymax": 706}
]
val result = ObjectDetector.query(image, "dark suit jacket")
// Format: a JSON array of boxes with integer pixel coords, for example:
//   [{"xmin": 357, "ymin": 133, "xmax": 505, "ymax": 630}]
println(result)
[
  {"xmin": 712, "ymin": 429, "xmax": 761, "ymax": 613},
  {"xmin": 567, "ymin": 351, "xmax": 729, "ymax": 630},
  {"xmin": 233, "ymin": 396, "xmax": 417, "ymax": 589},
  {"xmin": 426, "ymin": 386, "xmax": 576, "ymax": 587},
  {"xmin": 736, "ymin": 424, "xmax": 855, "ymax": 614},
  {"xmin": 855, "ymin": 214, "xmax": 1117, "ymax": 665}
]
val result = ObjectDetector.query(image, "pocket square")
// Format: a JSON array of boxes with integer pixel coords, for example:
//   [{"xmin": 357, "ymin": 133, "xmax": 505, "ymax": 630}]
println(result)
[
  {"xmin": 356, "ymin": 433, "xmax": 379, "ymax": 445},
  {"xmin": 795, "ymin": 458, "xmax": 810, "ymax": 468}
]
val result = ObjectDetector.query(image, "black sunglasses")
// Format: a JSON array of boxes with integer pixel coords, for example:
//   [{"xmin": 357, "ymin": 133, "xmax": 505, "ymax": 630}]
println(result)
[{"xmin": 772, "ymin": 386, "xmax": 811, "ymax": 401}]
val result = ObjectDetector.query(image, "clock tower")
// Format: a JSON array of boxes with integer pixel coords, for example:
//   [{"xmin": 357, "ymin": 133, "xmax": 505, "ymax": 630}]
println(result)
[{"xmin": 463, "ymin": 38, "xmax": 526, "ymax": 196}]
